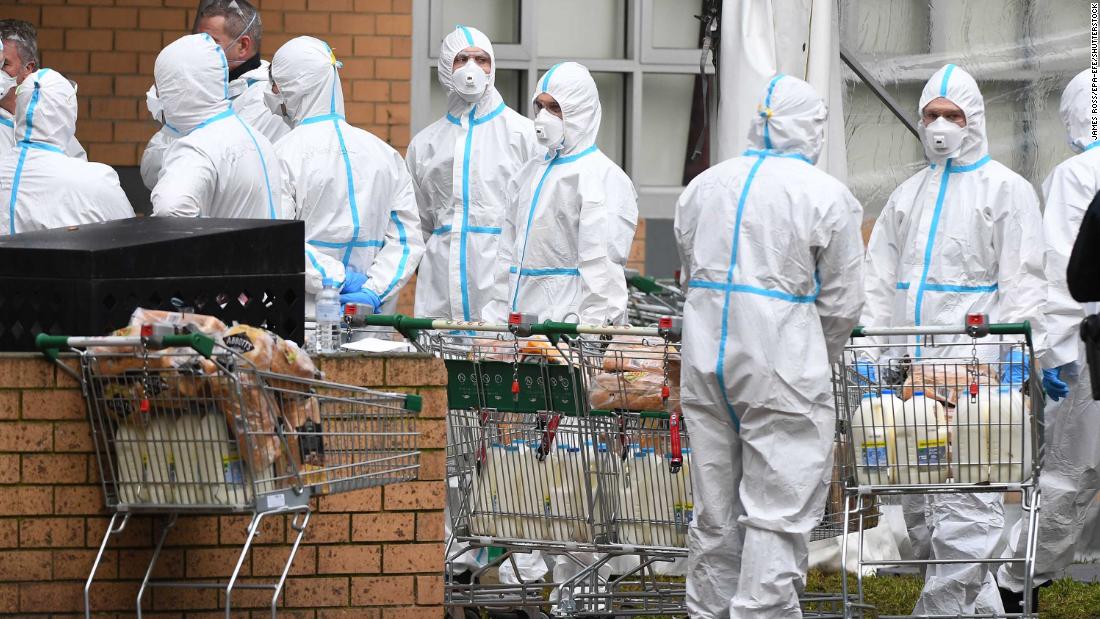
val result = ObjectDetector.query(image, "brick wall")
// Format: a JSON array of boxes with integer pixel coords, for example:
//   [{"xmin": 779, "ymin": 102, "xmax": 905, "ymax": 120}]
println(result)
[
  {"xmin": 0, "ymin": 353, "xmax": 445, "ymax": 617},
  {"xmin": 4, "ymin": 0, "xmax": 413, "ymax": 166}
]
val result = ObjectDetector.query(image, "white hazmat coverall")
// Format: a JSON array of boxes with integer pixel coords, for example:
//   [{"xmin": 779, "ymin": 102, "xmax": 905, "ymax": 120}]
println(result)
[
  {"xmin": 150, "ymin": 33, "xmax": 282, "ymax": 221},
  {"xmin": 407, "ymin": 25, "xmax": 539, "ymax": 321},
  {"xmin": 141, "ymin": 59, "xmax": 288, "ymax": 191},
  {"xmin": 862, "ymin": 64, "xmax": 1045, "ymax": 616},
  {"xmin": 0, "ymin": 69, "xmax": 133, "ymax": 234},
  {"xmin": 271, "ymin": 36, "xmax": 422, "ymax": 309},
  {"xmin": 483, "ymin": 61, "xmax": 637, "ymax": 325},
  {"xmin": 1, "ymin": 108, "xmax": 86, "ymax": 159},
  {"xmin": 997, "ymin": 68, "xmax": 1100, "ymax": 596},
  {"xmin": 675, "ymin": 74, "xmax": 864, "ymax": 618}
]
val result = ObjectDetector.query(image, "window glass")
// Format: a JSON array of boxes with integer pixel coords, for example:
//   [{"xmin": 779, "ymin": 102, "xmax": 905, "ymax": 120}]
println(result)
[
  {"xmin": 639, "ymin": 73, "xmax": 696, "ymax": 184},
  {"xmin": 536, "ymin": 0, "xmax": 627, "ymax": 59},
  {"xmin": 438, "ymin": 0, "xmax": 520, "ymax": 44},
  {"xmin": 652, "ymin": 0, "xmax": 702, "ymax": 49}
]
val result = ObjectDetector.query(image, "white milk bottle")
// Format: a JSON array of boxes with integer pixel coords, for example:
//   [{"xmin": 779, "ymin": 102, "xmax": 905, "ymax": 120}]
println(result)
[
  {"xmin": 676, "ymin": 447, "xmax": 695, "ymax": 546},
  {"xmin": 169, "ymin": 413, "xmax": 206, "ymax": 504},
  {"xmin": 952, "ymin": 386, "xmax": 991, "ymax": 483},
  {"xmin": 469, "ymin": 443, "xmax": 501, "ymax": 537},
  {"xmin": 560, "ymin": 445, "xmax": 586, "ymax": 541},
  {"xmin": 618, "ymin": 449, "xmax": 650, "ymax": 545},
  {"xmin": 892, "ymin": 391, "xmax": 947, "ymax": 484},
  {"xmin": 114, "ymin": 422, "xmax": 147, "ymax": 504},
  {"xmin": 989, "ymin": 386, "xmax": 1031, "ymax": 483},
  {"xmin": 143, "ymin": 415, "xmax": 177, "ymax": 504},
  {"xmin": 544, "ymin": 446, "xmax": 575, "ymax": 542},
  {"xmin": 495, "ymin": 443, "xmax": 524, "ymax": 538},
  {"xmin": 851, "ymin": 392, "xmax": 893, "ymax": 485},
  {"xmin": 196, "ymin": 414, "xmax": 251, "ymax": 507}
]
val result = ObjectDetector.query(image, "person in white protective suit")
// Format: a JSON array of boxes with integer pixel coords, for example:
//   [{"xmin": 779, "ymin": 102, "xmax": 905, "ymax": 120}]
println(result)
[
  {"xmin": 269, "ymin": 36, "xmax": 423, "ymax": 311},
  {"xmin": 995, "ymin": 68, "xmax": 1097, "ymax": 613},
  {"xmin": 149, "ymin": 33, "xmax": 281, "ymax": 220},
  {"xmin": 407, "ymin": 25, "xmax": 540, "ymax": 321},
  {"xmin": 675, "ymin": 74, "xmax": 864, "ymax": 618},
  {"xmin": 140, "ymin": 0, "xmax": 288, "ymax": 190},
  {"xmin": 0, "ymin": 69, "xmax": 133, "ymax": 234},
  {"xmin": 483, "ymin": 61, "xmax": 638, "ymax": 325},
  {"xmin": 862, "ymin": 64, "xmax": 1046, "ymax": 616},
  {"xmin": 0, "ymin": 20, "xmax": 86, "ymax": 159}
]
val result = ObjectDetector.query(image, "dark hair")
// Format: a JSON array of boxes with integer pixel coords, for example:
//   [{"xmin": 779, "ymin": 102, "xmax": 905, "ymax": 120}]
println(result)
[
  {"xmin": 0, "ymin": 19, "xmax": 39, "ymax": 66},
  {"xmin": 193, "ymin": 0, "xmax": 262, "ymax": 46}
]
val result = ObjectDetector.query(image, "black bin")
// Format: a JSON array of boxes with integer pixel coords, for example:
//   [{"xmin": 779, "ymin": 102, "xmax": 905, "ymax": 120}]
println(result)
[{"xmin": 0, "ymin": 217, "xmax": 305, "ymax": 351}]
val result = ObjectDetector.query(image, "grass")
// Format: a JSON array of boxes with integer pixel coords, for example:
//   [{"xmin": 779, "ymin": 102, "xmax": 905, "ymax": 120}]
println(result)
[{"xmin": 806, "ymin": 569, "xmax": 1100, "ymax": 618}]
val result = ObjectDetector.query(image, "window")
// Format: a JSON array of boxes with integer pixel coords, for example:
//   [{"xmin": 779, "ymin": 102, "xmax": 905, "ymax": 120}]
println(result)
[{"xmin": 411, "ymin": 0, "xmax": 715, "ymax": 220}]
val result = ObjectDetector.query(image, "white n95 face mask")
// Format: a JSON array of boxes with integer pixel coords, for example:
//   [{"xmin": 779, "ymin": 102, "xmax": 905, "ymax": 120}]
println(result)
[
  {"xmin": 145, "ymin": 85, "xmax": 164, "ymax": 122},
  {"xmin": 920, "ymin": 116, "xmax": 966, "ymax": 162},
  {"xmin": 534, "ymin": 108, "xmax": 565, "ymax": 151},
  {"xmin": 0, "ymin": 71, "xmax": 16, "ymax": 99},
  {"xmin": 451, "ymin": 59, "xmax": 488, "ymax": 103}
]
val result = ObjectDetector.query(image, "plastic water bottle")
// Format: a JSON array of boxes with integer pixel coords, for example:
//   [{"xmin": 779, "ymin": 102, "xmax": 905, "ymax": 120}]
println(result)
[{"xmin": 315, "ymin": 278, "xmax": 342, "ymax": 353}]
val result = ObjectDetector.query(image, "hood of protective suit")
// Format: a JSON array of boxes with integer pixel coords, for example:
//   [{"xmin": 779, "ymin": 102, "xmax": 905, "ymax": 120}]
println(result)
[
  {"xmin": 1060, "ymin": 69, "xmax": 1099, "ymax": 153},
  {"xmin": 532, "ymin": 61, "xmax": 601, "ymax": 156},
  {"xmin": 270, "ymin": 36, "xmax": 346, "ymax": 127},
  {"xmin": 437, "ymin": 25, "xmax": 496, "ymax": 115},
  {"xmin": 917, "ymin": 64, "xmax": 988, "ymax": 166},
  {"xmin": 13, "ymin": 69, "xmax": 77, "ymax": 150},
  {"xmin": 745, "ymin": 74, "xmax": 827, "ymax": 164},
  {"xmin": 154, "ymin": 33, "xmax": 231, "ymax": 135}
]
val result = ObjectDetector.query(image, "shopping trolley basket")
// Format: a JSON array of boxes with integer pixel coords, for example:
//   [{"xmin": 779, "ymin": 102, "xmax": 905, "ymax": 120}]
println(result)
[
  {"xmin": 832, "ymin": 317, "xmax": 1044, "ymax": 618},
  {"xmin": 36, "ymin": 331, "xmax": 420, "ymax": 619},
  {"xmin": 625, "ymin": 270, "xmax": 685, "ymax": 325}
]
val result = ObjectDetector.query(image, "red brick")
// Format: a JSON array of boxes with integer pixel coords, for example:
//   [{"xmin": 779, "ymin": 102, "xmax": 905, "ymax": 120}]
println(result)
[
  {"xmin": 118, "ymin": 547, "xmax": 184, "ymax": 579},
  {"xmin": 19, "ymin": 582, "xmax": 83, "ymax": 613},
  {"xmin": 285, "ymin": 576, "xmax": 349, "ymax": 607},
  {"xmin": 90, "ymin": 51, "xmax": 138, "ymax": 74},
  {"xmin": 164, "ymin": 515, "xmax": 219, "ymax": 546},
  {"xmin": 0, "ymin": 519, "xmax": 16, "ymax": 546},
  {"xmin": 0, "ymin": 455, "xmax": 18, "ymax": 484},
  {"xmin": 299, "ymin": 513, "xmax": 349, "ymax": 544},
  {"xmin": 0, "ymin": 359, "xmax": 53, "ymax": 388},
  {"xmin": 0, "ymin": 550, "xmax": 52, "ymax": 582},
  {"xmin": 283, "ymin": 12, "xmax": 331, "ymax": 35},
  {"xmin": 391, "ymin": 80, "xmax": 410, "ymax": 103},
  {"xmin": 349, "ymin": 575, "xmax": 413, "ymax": 605},
  {"xmin": 187, "ymin": 547, "xmax": 246, "ymax": 578},
  {"xmin": 22, "ymin": 454, "xmax": 86, "ymax": 484},
  {"xmin": 252, "ymin": 545, "xmax": 315, "ymax": 576},
  {"xmin": 382, "ymin": 607, "xmax": 438, "ymax": 619},
  {"xmin": 330, "ymin": 14, "xmax": 374, "ymax": 35},
  {"xmin": 90, "ymin": 98, "xmax": 137, "ymax": 121},
  {"xmin": 307, "ymin": 0, "xmax": 353, "ymax": 10},
  {"xmin": 20, "ymin": 516, "xmax": 85, "ymax": 547},
  {"xmin": 264, "ymin": 0, "xmax": 307, "ymax": 9},
  {"xmin": 152, "ymin": 585, "xmax": 217, "ymax": 611},
  {"xmin": 375, "ymin": 14, "xmax": 410, "ymax": 36},
  {"xmin": 353, "ymin": 0, "xmax": 390, "ymax": 11},
  {"xmin": 418, "ymin": 450, "xmax": 444, "ymax": 481},
  {"xmin": 36, "ymin": 27, "xmax": 65, "ymax": 51},
  {"xmin": 219, "ymin": 514, "xmax": 284, "ymax": 545},
  {"xmin": 0, "ymin": 584, "xmax": 14, "ymax": 614},
  {"xmin": 115, "ymin": 75, "xmax": 155, "ymax": 97},
  {"xmin": 416, "ymin": 418, "xmax": 445, "ymax": 450},
  {"xmin": 319, "ymin": 610, "xmax": 381, "ymax": 619},
  {"xmin": 350, "ymin": 512, "xmax": 413, "ymax": 542},
  {"xmin": 383, "ymin": 481, "xmax": 444, "ymax": 511},
  {"xmin": 0, "ymin": 422, "xmax": 52, "ymax": 451},
  {"xmin": 1, "ymin": 6, "xmax": 40, "ymax": 23},
  {"xmin": 86, "ymin": 515, "xmax": 153, "ymax": 548},
  {"xmin": 40, "ymin": 5, "xmax": 89, "ymax": 27},
  {"xmin": 0, "ymin": 392, "xmax": 19, "ymax": 420},
  {"xmin": 416, "ymin": 574, "xmax": 443, "ymax": 605},
  {"xmin": 352, "ymin": 80, "xmax": 389, "ymax": 103},
  {"xmin": 384, "ymin": 356, "xmax": 445, "ymax": 386},
  {"xmin": 87, "ymin": 143, "xmax": 138, "ymax": 166},
  {"xmin": 66, "ymin": 29, "xmax": 114, "ymax": 51},
  {"xmin": 115, "ymin": 29, "xmax": 164, "ymax": 53},
  {"xmin": 415, "ymin": 511, "xmax": 444, "ymax": 542},
  {"xmin": 340, "ymin": 58, "xmax": 374, "ymax": 80},
  {"xmin": 316, "ymin": 543, "xmax": 381, "ymax": 577},
  {"xmin": 353, "ymin": 36, "xmax": 391, "ymax": 57},
  {"xmin": 318, "ymin": 486, "xmax": 381, "ymax": 513},
  {"xmin": 55, "ymin": 485, "xmax": 105, "ymax": 515},
  {"xmin": 315, "ymin": 357, "xmax": 384, "ymax": 387},
  {"xmin": 374, "ymin": 58, "xmax": 410, "ymax": 81},
  {"xmin": 391, "ymin": 35, "xmax": 411, "ymax": 57},
  {"xmin": 138, "ymin": 52, "xmax": 157, "ymax": 75},
  {"xmin": 344, "ymin": 102, "xmax": 376, "ymax": 127},
  {"xmin": 382, "ymin": 543, "xmax": 442, "ymax": 574},
  {"xmin": 21, "ymin": 389, "xmax": 84, "ymax": 421},
  {"xmin": 389, "ymin": 124, "xmax": 409, "ymax": 150},
  {"xmin": 43, "ymin": 50, "xmax": 90, "ymax": 75},
  {"xmin": 114, "ymin": 119, "xmax": 158, "ymax": 143},
  {"xmin": 54, "ymin": 421, "xmax": 95, "ymax": 452},
  {"xmin": 53, "ymin": 548, "xmax": 118, "ymax": 580},
  {"xmin": 87, "ymin": 581, "xmax": 142, "ymax": 611},
  {"xmin": 139, "ymin": 7, "xmax": 187, "ymax": 30},
  {"xmin": 392, "ymin": 0, "xmax": 411, "ymax": 12},
  {"xmin": 90, "ymin": 6, "xmax": 139, "ymax": 28}
]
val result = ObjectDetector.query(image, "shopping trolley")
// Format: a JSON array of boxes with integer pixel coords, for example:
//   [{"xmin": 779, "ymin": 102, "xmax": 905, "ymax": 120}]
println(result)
[
  {"xmin": 625, "ymin": 270, "xmax": 685, "ymax": 325},
  {"xmin": 832, "ymin": 317, "xmax": 1043, "ymax": 618},
  {"xmin": 36, "ymin": 330, "xmax": 421, "ymax": 619}
]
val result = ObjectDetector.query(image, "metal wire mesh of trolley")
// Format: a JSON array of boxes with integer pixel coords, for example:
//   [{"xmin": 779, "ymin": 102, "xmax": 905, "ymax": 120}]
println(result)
[
  {"xmin": 353, "ymin": 313, "xmax": 874, "ymax": 618},
  {"xmin": 625, "ymin": 269, "xmax": 685, "ymax": 325},
  {"xmin": 34, "ymin": 330, "xmax": 421, "ymax": 619},
  {"xmin": 833, "ymin": 316, "xmax": 1044, "ymax": 618}
]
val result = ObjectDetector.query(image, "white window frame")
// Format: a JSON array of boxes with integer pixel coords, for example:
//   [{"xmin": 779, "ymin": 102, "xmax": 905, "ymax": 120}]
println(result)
[{"xmin": 410, "ymin": 0, "xmax": 715, "ymax": 219}]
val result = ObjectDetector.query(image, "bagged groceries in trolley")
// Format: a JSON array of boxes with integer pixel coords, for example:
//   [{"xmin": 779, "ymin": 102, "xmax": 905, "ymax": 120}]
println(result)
[{"xmin": 93, "ymin": 307, "xmax": 334, "ymax": 507}]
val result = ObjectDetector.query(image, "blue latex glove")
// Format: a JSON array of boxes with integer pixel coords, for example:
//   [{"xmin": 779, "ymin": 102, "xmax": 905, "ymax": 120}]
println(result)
[
  {"xmin": 1043, "ymin": 367, "xmax": 1070, "ymax": 401},
  {"xmin": 854, "ymin": 361, "xmax": 877, "ymax": 385},
  {"xmin": 341, "ymin": 289, "xmax": 382, "ymax": 314},
  {"xmin": 1000, "ymin": 349, "xmax": 1029, "ymax": 385},
  {"xmin": 341, "ymin": 271, "xmax": 368, "ymax": 293}
]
